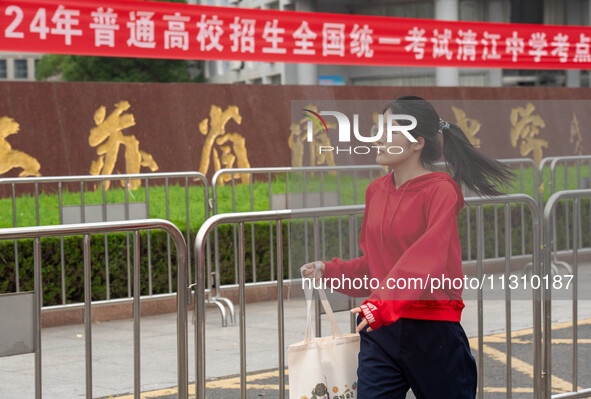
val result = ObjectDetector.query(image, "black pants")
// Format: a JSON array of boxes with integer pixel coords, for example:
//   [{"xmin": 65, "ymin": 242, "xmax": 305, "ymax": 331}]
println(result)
[{"xmin": 357, "ymin": 317, "xmax": 477, "ymax": 398}]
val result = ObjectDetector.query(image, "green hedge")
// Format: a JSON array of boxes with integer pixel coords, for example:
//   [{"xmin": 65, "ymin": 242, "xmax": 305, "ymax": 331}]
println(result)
[
  {"xmin": 0, "ymin": 224, "xmax": 293, "ymax": 306},
  {"xmin": 0, "ymin": 231, "xmax": 182, "ymax": 305},
  {"xmin": 1, "ymin": 200, "xmax": 590, "ymax": 306}
]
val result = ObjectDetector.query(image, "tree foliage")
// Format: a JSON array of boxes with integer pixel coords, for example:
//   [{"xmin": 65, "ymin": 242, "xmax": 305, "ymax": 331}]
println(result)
[
  {"xmin": 36, "ymin": 55, "xmax": 201, "ymax": 82},
  {"xmin": 35, "ymin": 0, "xmax": 202, "ymax": 83}
]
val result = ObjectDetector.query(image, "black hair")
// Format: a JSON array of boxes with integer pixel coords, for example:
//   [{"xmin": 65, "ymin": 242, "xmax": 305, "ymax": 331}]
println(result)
[{"xmin": 383, "ymin": 95, "xmax": 514, "ymax": 197}]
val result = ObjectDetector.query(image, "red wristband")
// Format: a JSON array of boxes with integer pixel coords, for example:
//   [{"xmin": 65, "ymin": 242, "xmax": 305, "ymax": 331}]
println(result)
[{"xmin": 359, "ymin": 302, "xmax": 383, "ymax": 330}]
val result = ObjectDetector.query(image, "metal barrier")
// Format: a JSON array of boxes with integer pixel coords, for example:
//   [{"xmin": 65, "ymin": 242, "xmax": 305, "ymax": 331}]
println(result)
[
  {"xmin": 539, "ymin": 156, "xmax": 591, "ymax": 205},
  {"xmin": 0, "ymin": 172, "xmax": 208, "ymax": 307},
  {"xmin": 492, "ymin": 159, "xmax": 538, "ymax": 261},
  {"xmin": 543, "ymin": 189, "xmax": 591, "ymax": 399},
  {"xmin": 539, "ymin": 156, "xmax": 591, "ymax": 277},
  {"xmin": 463, "ymin": 194, "xmax": 542, "ymax": 399},
  {"xmin": 194, "ymin": 205, "xmax": 365, "ymax": 399},
  {"xmin": 209, "ymin": 165, "xmax": 385, "ymax": 326},
  {"xmin": 194, "ymin": 194, "xmax": 543, "ymax": 399},
  {"xmin": 0, "ymin": 219, "xmax": 189, "ymax": 399}
]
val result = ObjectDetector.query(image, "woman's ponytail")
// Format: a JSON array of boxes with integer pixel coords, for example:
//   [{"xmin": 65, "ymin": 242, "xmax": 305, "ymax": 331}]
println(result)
[{"xmin": 442, "ymin": 123, "xmax": 515, "ymax": 197}]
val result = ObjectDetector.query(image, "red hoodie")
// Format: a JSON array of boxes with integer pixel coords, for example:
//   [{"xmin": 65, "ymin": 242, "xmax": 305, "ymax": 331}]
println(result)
[{"xmin": 321, "ymin": 171, "xmax": 466, "ymax": 330}]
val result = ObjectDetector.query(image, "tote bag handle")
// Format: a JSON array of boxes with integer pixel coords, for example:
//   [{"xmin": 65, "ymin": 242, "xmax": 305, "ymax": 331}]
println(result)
[{"xmin": 302, "ymin": 271, "xmax": 343, "ymax": 343}]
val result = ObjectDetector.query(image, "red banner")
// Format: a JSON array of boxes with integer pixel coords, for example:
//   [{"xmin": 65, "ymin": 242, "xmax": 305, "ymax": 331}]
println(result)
[{"xmin": 2, "ymin": 0, "xmax": 591, "ymax": 69}]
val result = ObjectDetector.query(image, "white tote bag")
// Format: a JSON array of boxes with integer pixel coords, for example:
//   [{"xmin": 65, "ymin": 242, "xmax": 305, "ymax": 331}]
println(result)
[{"xmin": 288, "ymin": 285, "xmax": 360, "ymax": 399}]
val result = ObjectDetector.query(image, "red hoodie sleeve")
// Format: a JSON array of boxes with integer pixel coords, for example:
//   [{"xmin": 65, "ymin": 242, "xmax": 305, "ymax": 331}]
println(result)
[
  {"xmin": 320, "ymin": 181, "xmax": 377, "ymax": 297},
  {"xmin": 360, "ymin": 181, "xmax": 461, "ymax": 330}
]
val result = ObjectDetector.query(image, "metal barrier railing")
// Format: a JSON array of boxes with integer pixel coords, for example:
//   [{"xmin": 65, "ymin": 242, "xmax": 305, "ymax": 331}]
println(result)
[
  {"xmin": 0, "ymin": 172, "xmax": 208, "ymax": 307},
  {"xmin": 539, "ymin": 156, "xmax": 591, "ymax": 206},
  {"xmin": 492, "ymin": 159, "xmax": 538, "ymax": 261},
  {"xmin": 539, "ymin": 156, "xmax": 591, "ymax": 278},
  {"xmin": 464, "ymin": 194, "xmax": 542, "ymax": 399},
  {"xmin": 543, "ymin": 189, "xmax": 591, "ymax": 399},
  {"xmin": 194, "ymin": 205, "xmax": 365, "ymax": 399},
  {"xmin": 209, "ymin": 165, "xmax": 385, "ymax": 326},
  {"xmin": 194, "ymin": 195, "xmax": 543, "ymax": 399},
  {"xmin": 0, "ymin": 219, "xmax": 189, "ymax": 399}
]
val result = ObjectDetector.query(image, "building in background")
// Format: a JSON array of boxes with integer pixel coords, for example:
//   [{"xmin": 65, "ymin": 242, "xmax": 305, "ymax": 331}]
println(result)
[
  {"xmin": 191, "ymin": 0, "xmax": 591, "ymax": 87},
  {"xmin": 0, "ymin": 52, "xmax": 41, "ymax": 81}
]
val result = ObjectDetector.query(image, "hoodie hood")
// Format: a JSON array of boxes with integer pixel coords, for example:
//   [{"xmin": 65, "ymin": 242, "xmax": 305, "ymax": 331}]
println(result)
[
  {"xmin": 379, "ymin": 171, "xmax": 464, "ymax": 209},
  {"xmin": 377, "ymin": 171, "xmax": 464, "ymax": 250}
]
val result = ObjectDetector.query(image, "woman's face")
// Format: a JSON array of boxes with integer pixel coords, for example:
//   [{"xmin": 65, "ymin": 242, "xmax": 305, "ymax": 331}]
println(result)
[{"xmin": 373, "ymin": 110, "xmax": 423, "ymax": 167}]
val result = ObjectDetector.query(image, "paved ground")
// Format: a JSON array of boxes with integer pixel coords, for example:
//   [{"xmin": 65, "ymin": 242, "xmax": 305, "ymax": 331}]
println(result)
[{"xmin": 1, "ymin": 267, "xmax": 590, "ymax": 399}]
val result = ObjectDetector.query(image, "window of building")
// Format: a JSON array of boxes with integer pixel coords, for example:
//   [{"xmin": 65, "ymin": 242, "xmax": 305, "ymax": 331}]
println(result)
[
  {"xmin": 0, "ymin": 60, "xmax": 6, "ymax": 79},
  {"xmin": 551, "ymin": 0, "xmax": 589, "ymax": 25},
  {"xmin": 582, "ymin": 70, "xmax": 590, "ymax": 87},
  {"xmin": 208, "ymin": 60, "xmax": 218, "ymax": 77},
  {"xmin": 267, "ymin": 1, "xmax": 279, "ymax": 10},
  {"xmin": 355, "ymin": 1, "xmax": 433, "ymax": 19},
  {"xmin": 14, "ymin": 59, "xmax": 28, "ymax": 79},
  {"xmin": 269, "ymin": 74, "xmax": 282, "ymax": 84},
  {"xmin": 459, "ymin": 0, "xmax": 485, "ymax": 21},
  {"xmin": 510, "ymin": 0, "xmax": 543, "ymax": 24},
  {"xmin": 251, "ymin": 78, "xmax": 263, "ymax": 84}
]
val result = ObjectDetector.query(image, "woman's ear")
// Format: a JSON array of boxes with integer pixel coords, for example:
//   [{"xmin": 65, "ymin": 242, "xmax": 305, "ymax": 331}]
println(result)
[{"xmin": 413, "ymin": 136, "xmax": 426, "ymax": 151}]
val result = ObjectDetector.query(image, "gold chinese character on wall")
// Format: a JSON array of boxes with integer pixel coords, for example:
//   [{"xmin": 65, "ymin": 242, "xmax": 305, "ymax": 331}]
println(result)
[
  {"xmin": 89, "ymin": 101, "xmax": 159, "ymax": 190},
  {"xmin": 289, "ymin": 105, "xmax": 336, "ymax": 168},
  {"xmin": 0, "ymin": 116, "xmax": 41, "ymax": 177},
  {"xmin": 570, "ymin": 113, "xmax": 584, "ymax": 155},
  {"xmin": 451, "ymin": 106, "xmax": 481, "ymax": 148},
  {"xmin": 510, "ymin": 102, "xmax": 548, "ymax": 166},
  {"xmin": 198, "ymin": 104, "xmax": 251, "ymax": 185}
]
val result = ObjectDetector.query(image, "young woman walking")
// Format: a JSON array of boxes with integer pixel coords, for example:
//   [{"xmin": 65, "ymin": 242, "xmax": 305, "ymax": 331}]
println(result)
[{"xmin": 302, "ymin": 96, "xmax": 514, "ymax": 398}]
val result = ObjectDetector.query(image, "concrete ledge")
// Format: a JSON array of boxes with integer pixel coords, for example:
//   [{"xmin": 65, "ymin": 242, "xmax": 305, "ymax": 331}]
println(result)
[
  {"xmin": 42, "ymin": 294, "xmax": 180, "ymax": 328},
  {"xmin": 41, "ymin": 281, "xmax": 305, "ymax": 328}
]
